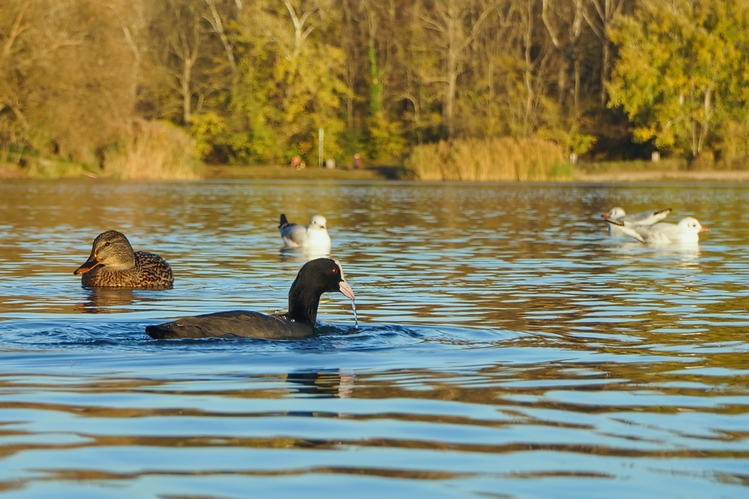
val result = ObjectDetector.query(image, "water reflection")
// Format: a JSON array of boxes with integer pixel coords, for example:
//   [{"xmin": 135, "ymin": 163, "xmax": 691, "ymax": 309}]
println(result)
[
  {"xmin": 76, "ymin": 288, "xmax": 138, "ymax": 313},
  {"xmin": 0, "ymin": 180, "xmax": 748, "ymax": 498},
  {"xmin": 278, "ymin": 246, "xmax": 331, "ymax": 262},
  {"xmin": 285, "ymin": 370, "xmax": 355, "ymax": 398}
]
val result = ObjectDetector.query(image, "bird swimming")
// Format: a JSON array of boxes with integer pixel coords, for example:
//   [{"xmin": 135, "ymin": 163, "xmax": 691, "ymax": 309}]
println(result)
[
  {"xmin": 74, "ymin": 230, "xmax": 174, "ymax": 289},
  {"xmin": 146, "ymin": 258, "xmax": 354, "ymax": 340},
  {"xmin": 602, "ymin": 207, "xmax": 672, "ymax": 236},
  {"xmin": 605, "ymin": 216, "xmax": 709, "ymax": 245},
  {"xmin": 278, "ymin": 214, "xmax": 332, "ymax": 250}
]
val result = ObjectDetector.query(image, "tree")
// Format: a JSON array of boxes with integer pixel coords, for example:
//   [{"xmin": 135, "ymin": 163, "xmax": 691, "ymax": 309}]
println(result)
[
  {"xmin": 232, "ymin": 0, "xmax": 349, "ymax": 164},
  {"xmin": 607, "ymin": 0, "xmax": 749, "ymax": 159},
  {"xmin": 413, "ymin": 0, "xmax": 495, "ymax": 140},
  {"xmin": 0, "ymin": 0, "xmax": 31, "ymax": 159},
  {"xmin": 541, "ymin": 0, "xmax": 585, "ymax": 113},
  {"xmin": 502, "ymin": 0, "xmax": 555, "ymax": 138},
  {"xmin": 582, "ymin": 0, "xmax": 631, "ymax": 105},
  {"xmin": 0, "ymin": 0, "xmax": 141, "ymax": 164},
  {"xmin": 142, "ymin": 0, "xmax": 216, "ymax": 125}
]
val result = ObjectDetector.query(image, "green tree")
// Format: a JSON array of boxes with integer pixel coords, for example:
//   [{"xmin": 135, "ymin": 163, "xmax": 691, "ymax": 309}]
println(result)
[
  {"xmin": 607, "ymin": 0, "xmax": 749, "ymax": 159},
  {"xmin": 412, "ymin": 0, "xmax": 495, "ymax": 140},
  {"xmin": 231, "ymin": 0, "xmax": 348, "ymax": 165}
]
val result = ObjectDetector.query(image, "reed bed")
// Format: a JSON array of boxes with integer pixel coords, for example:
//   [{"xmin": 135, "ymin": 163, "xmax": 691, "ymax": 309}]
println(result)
[
  {"xmin": 103, "ymin": 119, "xmax": 202, "ymax": 180},
  {"xmin": 405, "ymin": 137, "xmax": 568, "ymax": 181}
]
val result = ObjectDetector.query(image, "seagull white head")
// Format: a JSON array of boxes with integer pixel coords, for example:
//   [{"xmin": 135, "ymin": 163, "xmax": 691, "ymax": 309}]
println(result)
[
  {"xmin": 602, "ymin": 207, "xmax": 626, "ymax": 220},
  {"xmin": 678, "ymin": 217, "xmax": 709, "ymax": 234},
  {"xmin": 309, "ymin": 215, "xmax": 327, "ymax": 231}
]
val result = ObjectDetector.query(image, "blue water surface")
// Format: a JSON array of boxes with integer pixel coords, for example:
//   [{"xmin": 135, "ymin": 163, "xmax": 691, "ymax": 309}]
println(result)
[{"xmin": 0, "ymin": 179, "xmax": 748, "ymax": 498}]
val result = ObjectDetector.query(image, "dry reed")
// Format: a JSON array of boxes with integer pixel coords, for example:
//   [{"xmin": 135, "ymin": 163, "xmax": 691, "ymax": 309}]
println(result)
[
  {"xmin": 103, "ymin": 119, "xmax": 202, "ymax": 179},
  {"xmin": 405, "ymin": 137, "xmax": 568, "ymax": 181}
]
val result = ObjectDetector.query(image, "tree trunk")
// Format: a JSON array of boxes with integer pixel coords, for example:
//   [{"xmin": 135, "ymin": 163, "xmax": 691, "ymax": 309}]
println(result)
[
  {"xmin": 182, "ymin": 57, "xmax": 193, "ymax": 124},
  {"xmin": 523, "ymin": 0, "xmax": 535, "ymax": 136}
]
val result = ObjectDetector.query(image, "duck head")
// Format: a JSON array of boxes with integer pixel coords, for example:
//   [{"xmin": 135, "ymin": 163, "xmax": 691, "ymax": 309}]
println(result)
[{"xmin": 74, "ymin": 230, "xmax": 137, "ymax": 275}]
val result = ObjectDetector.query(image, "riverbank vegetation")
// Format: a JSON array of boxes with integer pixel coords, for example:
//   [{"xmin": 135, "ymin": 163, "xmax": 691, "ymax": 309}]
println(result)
[
  {"xmin": 405, "ymin": 138, "xmax": 569, "ymax": 181},
  {"xmin": 2, "ymin": 0, "xmax": 749, "ymax": 180}
]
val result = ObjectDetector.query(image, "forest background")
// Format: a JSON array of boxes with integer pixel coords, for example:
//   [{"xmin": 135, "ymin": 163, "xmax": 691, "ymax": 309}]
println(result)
[{"xmin": 1, "ymin": 0, "xmax": 749, "ymax": 180}]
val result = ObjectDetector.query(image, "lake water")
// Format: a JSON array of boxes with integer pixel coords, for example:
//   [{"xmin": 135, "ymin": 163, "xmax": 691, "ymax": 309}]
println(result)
[{"xmin": 0, "ymin": 179, "xmax": 748, "ymax": 498}]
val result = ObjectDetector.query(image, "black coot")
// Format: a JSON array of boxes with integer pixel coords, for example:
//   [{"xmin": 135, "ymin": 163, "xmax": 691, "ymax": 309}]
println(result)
[{"xmin": 146, "ymin": 258, "xmax": 354, "ymax": 339}]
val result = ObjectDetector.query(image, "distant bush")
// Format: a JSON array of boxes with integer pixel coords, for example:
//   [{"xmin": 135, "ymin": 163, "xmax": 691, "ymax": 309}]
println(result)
[
  {"xmin": 103, "ymin": 119, "xmax": 202, "ymax": 179},
  {"xmin": 714, "ymin": 120, "xmax": 749, "ymax": 170},
  {"xmin": 404, "ymin": 137, "xmax": 568, "ymax": 181}
]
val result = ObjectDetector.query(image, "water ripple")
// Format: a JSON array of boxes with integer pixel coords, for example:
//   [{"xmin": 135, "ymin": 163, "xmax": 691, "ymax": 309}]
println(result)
[{"xmin": 0, "ymin": 181, "xmax": 748, "ymax": 498}]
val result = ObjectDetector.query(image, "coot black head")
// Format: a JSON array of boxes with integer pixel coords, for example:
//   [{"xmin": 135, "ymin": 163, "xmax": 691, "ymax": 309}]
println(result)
[
  {"xmin": 287, "ymin": 258, "xmax": 354, "ymax": 326},
  {"xmin": 146, "ymin": 258, "xmax": 354, "ymax": 340}
]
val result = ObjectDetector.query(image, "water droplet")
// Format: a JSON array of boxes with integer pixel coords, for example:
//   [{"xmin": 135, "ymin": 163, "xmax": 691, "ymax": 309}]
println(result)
[{"xmin": 350, "ymin": 300, "xmax": 358, "ymax": 329}]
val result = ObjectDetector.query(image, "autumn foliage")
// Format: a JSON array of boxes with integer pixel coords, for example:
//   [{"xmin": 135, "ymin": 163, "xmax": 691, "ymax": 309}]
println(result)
[{"xmin": 1, "ymin": 0, "xmax": 749, "ymax": 178}]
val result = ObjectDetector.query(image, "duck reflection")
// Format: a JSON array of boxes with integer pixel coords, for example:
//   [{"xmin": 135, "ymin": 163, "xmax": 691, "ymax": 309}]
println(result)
[
  {"xmin": 285, "ymin": 370, "xmax": 355, "ymax": 398},
  {"xmin": 77, "ymin": 288, "xmax": 137, "ymax": 314}
]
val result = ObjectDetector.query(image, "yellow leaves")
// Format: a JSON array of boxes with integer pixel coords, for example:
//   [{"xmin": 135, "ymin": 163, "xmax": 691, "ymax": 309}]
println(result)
[
  {"xmin": 608, "ymin": 0, "xmax": 749, "ymax": 156},
  {"xmin": 189, "ymin": 112, "xmax": 227, "ymax": 161},
  {"xmin": 632, "ymin": 126, "xmax": 657, "ymax": 144},
  {"xmin": 230, "ymin": 1, "xmax": 348, "ymax": 163}
]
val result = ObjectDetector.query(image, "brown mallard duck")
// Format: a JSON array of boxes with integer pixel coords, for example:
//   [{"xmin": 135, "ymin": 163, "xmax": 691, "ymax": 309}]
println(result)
[{"xmin": 74, "ymin": 230, "xmax": 174, "ymax": 289}]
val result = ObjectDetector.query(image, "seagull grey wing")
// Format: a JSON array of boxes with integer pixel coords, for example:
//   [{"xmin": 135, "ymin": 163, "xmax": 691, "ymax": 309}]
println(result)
[
  {"xmin": 647, "ymin": 208, "xmax": 672, "ymax": 224},
  {"xmin": 281, "ymin": 224, "xmax": 308, "ymax": 247},
  {"xmin": 623, "ymin": 208, "xmax": 672, "ymax": 226},
  {"xmin": 605, "ymin": 219, "xmax": 646, "ymax": 243}
]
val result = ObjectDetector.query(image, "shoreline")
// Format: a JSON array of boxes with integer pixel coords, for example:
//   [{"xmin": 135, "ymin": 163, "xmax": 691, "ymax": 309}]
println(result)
[
  {"xmin": 573, "ymin": 169, "xmax": 749, "ymax": 183},
  {"xmin": 4, "ymin": 161, "xmax": 749, "ymax": 182}
]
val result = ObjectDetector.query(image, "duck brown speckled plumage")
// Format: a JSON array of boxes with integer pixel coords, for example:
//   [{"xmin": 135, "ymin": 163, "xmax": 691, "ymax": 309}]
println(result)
[{"xmin": 74, "ymin": 230, "xmax": 174, "ymax": 289}]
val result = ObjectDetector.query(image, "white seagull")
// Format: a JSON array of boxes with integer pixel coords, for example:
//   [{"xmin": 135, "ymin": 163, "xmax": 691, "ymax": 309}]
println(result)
[
  {"xmin": 605, "ymin": 216, "xmax": 709, "ymax": 245},
  {"xmin": 602, "ymin": 207, "xmax": 672, "ymax": 236},
  {"xmin": 278, "ymin": 214, "xmax": 332, "ymax": 250}
]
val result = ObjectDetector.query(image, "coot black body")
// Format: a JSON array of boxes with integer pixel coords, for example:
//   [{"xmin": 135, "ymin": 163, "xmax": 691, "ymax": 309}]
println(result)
[{"xmin": 146, "ymin": 258, "xmax": 354, "ymax": 339}]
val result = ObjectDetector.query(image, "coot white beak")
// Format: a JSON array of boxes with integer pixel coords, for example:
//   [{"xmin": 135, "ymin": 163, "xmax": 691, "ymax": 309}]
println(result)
[{"xmin": 339, "ymin": 280, "xmax": 355, "ymax": 301}]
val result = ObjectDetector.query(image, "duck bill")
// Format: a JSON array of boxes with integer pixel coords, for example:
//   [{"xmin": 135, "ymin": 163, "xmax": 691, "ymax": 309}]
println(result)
[
  {"xmin": 700, "ymin": 227, "xmax": 710, "ymax": 233},
  {"xmin": 601, "ymin": 213, "xmax": 609, "ymax": 219},
  {"xmin": 338, "ymin": 280, "xmax": 355, "ymax": 301},
  {"xmin": 74, "ymin": 256, "xmax": 101, "ymax": 275}
]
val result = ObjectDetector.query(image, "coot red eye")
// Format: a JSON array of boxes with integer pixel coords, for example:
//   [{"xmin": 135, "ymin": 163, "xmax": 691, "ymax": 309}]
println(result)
[{"xmin": 332, "ymin": 267, "xmax": 338, "ymax": 274}]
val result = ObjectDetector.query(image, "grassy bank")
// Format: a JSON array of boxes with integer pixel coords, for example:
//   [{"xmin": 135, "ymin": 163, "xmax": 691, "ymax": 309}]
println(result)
[
  {"xmin": 0, "ymin": 158, "xmax": 98, "ymax": 179},
  {"xmin": 4, "ymin": 157, "xmax": 749, "ymax": 183},
  {"xmin": 0, "ymin": 159, "xmax": 401, "ymax": 181},
  {"xmin": 203, "ymin": 164, "xmax": 402, "ymax": 180}
]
